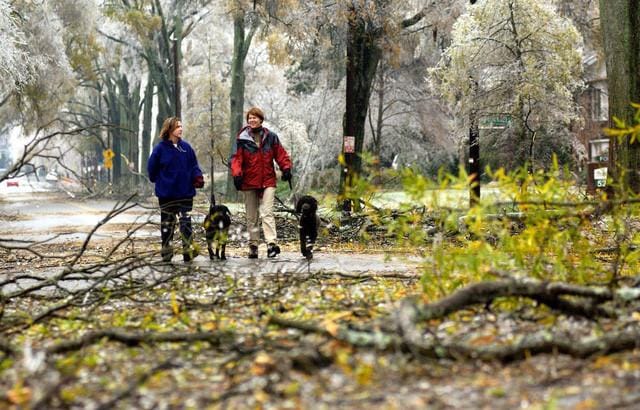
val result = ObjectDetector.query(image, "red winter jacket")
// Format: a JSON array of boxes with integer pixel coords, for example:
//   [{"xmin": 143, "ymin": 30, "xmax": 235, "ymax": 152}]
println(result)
[{"xmin": 230, "ymin": 126, "xmax": 292, "ymax": 190}]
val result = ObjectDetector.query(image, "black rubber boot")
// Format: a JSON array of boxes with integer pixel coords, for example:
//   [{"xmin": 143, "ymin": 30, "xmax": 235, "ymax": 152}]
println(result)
[
  {"xmin": 161, "ymin": 246, "xmax": 173, "ymax": 262},
  {"xmin": 248, "ymin": 245, "xmax": 258, "ymax": 259}
]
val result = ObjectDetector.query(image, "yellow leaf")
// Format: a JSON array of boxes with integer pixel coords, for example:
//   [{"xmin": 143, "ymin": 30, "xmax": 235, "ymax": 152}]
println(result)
[
  {"xmin": 574, "ymin": 398, "xmax": 598, "ymax": 410},
  {"xmin": 537, "ymin": 315, "xmax": 557, "ymax": 326},
  {"xmin": 7, "ymin": 384, "xmax": 31, "ymax": 405},
  {"xmin": 488, "ymin": 387, "xmax": 506, "ymax": 397},
  {"xmin": 323, "ymin": 320, "xmax": 340, "ymax": 337},
  {"xmin": 474, "ymin": 375, "xmax": 500, "ymax": 388},
  {"xmin": 469, "ymin": 334, "xmax": 496, "ymax": 346},
  {"xmin": 327, "ymin": 311, "xmax": 352, "ymax": 321},
  {"xmin": 335, "ymin": 348, "xmax": 352, "ymax": 374},
  {"xmin": 254, "ymin": 389, "xmax": 270, "ymax": 403},
  {"xmin": 170, "ymin": 291, "xmax": 180, "ymax": 316},
  {"xmin": 355, "ymin": 363, "xmax": 374, "ymax": 385},
  {"xmin": 593, "ymin": 356, "xmax": 613, "ymax": 369},
  {"xmin": 283, "ymin": 381, "xmax": 301, "ymax": 396},
  {"xmin": 201, "ymin": 321, "xmax": 218, "ymax": 331},
  {"xmin": 321, "ymin": 311, "xmax": 351, "ymax": 337},
  {"xmin": 251, "ymin": 352, "xmax": 276, "ymax": 376},
  {"xmin": 632, "ymin": 311, "xmax": 640, "ymax": 321}
]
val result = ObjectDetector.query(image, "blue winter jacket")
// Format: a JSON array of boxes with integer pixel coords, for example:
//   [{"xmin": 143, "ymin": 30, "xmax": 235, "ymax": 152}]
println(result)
[{"xmin": 147, "ymin": 138, "xmax": 203, "ymax": 199}]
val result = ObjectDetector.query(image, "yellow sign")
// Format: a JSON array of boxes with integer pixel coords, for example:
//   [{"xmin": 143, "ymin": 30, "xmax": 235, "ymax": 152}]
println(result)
[{"xmin": 103, "ymin": 149, "xmax": 114, "ymax": 169}]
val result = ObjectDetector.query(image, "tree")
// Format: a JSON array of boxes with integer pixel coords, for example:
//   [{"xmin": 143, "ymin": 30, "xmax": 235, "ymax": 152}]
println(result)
[
  {"xmin": 599, "ymin": 0, "xmax": 640, "ymax": 192},
  {"xmin": 430, "ymin": 0, "xmax": 584, "ymax": 172},
  {"xmin": 225, "ymin": 0, "xmax": 259, "ymax": 199},
  {"xmin": 339, "ymin": 1, "xmax": 455, "ymax": 212},
  {"xmin": 0, "ymin": 0, "xmax": 105, "ymax": 188},
  {"xmin": 0, "ymin": 1, "xmax": 76, "ymax": 131},
  {"xmin": 0, "ymin": 1, "xmax": 41, "ymax": 108},
  {"xmin": 99, "ymin": 0, "xmax": 213, "ymax": 190},
  {"xmin": 366, "ymin": 46, "xmax": 448, "ymax": 178}
]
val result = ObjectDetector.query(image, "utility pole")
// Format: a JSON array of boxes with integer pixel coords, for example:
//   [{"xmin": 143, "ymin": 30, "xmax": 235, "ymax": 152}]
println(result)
[
  {"xmin": 469, "ymin": 76, "xmax": 480, "ymax": 207},
  {"xmin": 468, "ymin": 0, "xmax": 482, "ymax": 208}
]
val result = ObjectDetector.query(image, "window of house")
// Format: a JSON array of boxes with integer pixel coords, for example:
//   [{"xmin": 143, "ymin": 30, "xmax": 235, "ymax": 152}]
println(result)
[{"xmin": 591, "ymin": 87, "xmax": 608, "ymax": 122}]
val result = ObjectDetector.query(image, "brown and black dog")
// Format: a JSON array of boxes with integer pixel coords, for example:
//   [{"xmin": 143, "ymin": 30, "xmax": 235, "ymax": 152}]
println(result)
[
  {"xmin": 295, "ymin": 195, "xmax": 320, "ymax": 260},
  {"xmin": 203, "ymin": 195, "xmax": 231, "ymax": 260}
]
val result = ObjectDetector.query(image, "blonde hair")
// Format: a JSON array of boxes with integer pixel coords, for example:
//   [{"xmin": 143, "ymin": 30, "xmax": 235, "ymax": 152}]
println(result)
[{"xmin": 159, "ymin": 116, "xmax": 181, "ymax": 141}]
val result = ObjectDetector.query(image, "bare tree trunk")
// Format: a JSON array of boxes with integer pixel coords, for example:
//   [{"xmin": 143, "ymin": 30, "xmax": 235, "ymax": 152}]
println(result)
[
  {"xmin": 339, "ymin": 2, "xmax": 431, "ymax": 212},
  {"xmin": 102, "ymin": 72, "xmax": 141, "ymax": 193},
  {"xmin": 153, "ymin": 0, "xmax": 178, "ymax": 130},
  {"xmin": 173, "ymin": 6, "xmax": 182, "ymax": 118},
  {"xmin": 340, "ymin": 6, "xmax": 382, "ymax": 213},
  {"xmin": 367, "ymin": 61, "xmax": 386, "ymax": 185},
  {"xmin": 373, "ymin": 62, "xmax": 385, "ymax": 161},
  {"xmin": 141, "ymin": 72, "xmax": 154, "ymax": 175},
  {"xmin": 599, "ymin": 0, "xmax": 640, "ymax": 192},
  {"xmin": 226, "ymin": 8, "xmax": 257, "ymax": 200}
]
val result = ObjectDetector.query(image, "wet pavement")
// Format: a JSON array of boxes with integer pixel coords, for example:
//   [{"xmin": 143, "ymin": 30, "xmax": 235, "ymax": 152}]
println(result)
[
  {"xmin": 1, "ymin": 191, "xmax": 420, "ymax": 295},
  {"xmin": 2, "ymin": 251, "xmax": 419, "ymax": 294},
  {"xmin": 189, "ymin": 250, "xmax": 419, "ymax": 276},
  {"xmin": 0, "ymin": 192, "xmax": 156, "ymax": 242}
]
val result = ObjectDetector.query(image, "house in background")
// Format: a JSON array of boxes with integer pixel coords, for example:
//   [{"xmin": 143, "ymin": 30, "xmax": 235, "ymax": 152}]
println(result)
[{"xmin": 576, "ymin": 53, "xmax": 609, "ymax": 192}]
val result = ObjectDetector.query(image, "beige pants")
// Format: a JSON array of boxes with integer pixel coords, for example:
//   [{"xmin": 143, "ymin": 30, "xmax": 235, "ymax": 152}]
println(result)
[{"xmin": 243, "ymin": 187, "xmax": 277, "ymax": 246}]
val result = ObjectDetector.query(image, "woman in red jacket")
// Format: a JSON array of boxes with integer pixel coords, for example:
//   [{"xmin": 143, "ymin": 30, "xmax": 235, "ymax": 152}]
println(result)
[{"xmin": 230, "ymin": 107, "xmax": 292, "ymax": 258}]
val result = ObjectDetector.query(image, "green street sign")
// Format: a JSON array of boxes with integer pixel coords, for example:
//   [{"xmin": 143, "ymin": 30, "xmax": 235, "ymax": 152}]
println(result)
[{"xmin": 479, "ymin": 115, "xmax": 512, "ymax": 129}]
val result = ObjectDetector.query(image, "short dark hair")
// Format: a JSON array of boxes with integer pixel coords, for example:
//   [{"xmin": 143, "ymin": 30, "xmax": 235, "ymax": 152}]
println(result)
[{"xmin": 246, "ymin": 107, "xmax": 265, "ymax": 122}]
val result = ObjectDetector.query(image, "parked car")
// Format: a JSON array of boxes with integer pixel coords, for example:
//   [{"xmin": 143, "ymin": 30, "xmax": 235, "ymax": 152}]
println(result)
[{"xmin": 45, "ymin": 171, "xmax": 59, "ymax": 182}]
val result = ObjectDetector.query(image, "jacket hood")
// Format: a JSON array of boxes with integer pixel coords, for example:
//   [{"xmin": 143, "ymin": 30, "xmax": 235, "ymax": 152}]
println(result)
[{"xmin": 237, "ymin": 126, "xmax": 266, "ymax": 142}]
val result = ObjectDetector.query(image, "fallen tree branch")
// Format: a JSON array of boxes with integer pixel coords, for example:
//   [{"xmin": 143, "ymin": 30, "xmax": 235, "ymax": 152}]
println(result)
[
  {"xmin": 331, "ymin": 270, "xmax": 419, "ymax": 280},
  {"xmin": 269, "ymin": 277, "xmax": 640, "ymax": 363},
  {"xmin": 269, "ymin": 315, "xmax": 400, "ymax": 350},
  {"xmin": 456, "ymin": 327, "xmax": 640, "ymax": 362},
  {"xmin": 269, "ymin": 315, "xmax": 640, "ymax": 363},
  {"xmin": 46, "ymin": 328, "xmax": 235, "ymax": 355},
  {"xmin": 410, "ymin": 277, "xmax": 625, "ymax": 321}
]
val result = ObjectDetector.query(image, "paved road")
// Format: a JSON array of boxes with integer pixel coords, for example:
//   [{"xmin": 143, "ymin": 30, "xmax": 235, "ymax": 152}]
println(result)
[
  {"xmin": 189, "ymin": 251, "xmax": 418, "ymax": 275},
  {"xmin": 2, "ymin": 251, "xmax": 419, "ymax": 295},
  {"xmin": 1, "ymin": 192, "xmax": 420, "ymax": 295},
  {"xmin": 1, "ymin": 191, "xmax": 157, "ymax": 242}
]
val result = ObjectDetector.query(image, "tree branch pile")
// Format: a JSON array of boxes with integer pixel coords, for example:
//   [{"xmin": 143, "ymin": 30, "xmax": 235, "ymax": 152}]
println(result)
[{"xmin": 269, "ymin": 276, "xmax": 640, "ymax": 363}]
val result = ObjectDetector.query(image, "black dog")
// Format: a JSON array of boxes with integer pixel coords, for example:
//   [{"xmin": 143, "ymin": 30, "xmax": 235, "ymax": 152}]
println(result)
[
  {"xmin": 295, "ymin": 195, "xmax": 320, "ymax": 260},
  {"xmin": 203, "ymin": 195, "xmax": 231, "ymax": 260}
]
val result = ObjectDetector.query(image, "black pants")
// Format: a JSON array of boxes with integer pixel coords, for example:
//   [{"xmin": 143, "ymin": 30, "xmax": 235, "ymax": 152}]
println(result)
[{"xmin": 159, "ymin": 197, "xmax": 193, "ymax": 255}]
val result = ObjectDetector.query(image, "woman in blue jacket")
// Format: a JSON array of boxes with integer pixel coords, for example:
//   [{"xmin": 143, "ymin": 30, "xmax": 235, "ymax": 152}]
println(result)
[{"xmin": 147, "ymin": 117, "xmax": 204, "ymax": 262}]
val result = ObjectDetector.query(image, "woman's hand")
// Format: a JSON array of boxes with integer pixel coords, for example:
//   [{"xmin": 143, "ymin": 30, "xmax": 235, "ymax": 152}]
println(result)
[{"xmin": 193, "ymin": 175, "xmax": 204, "ymax": 188}]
